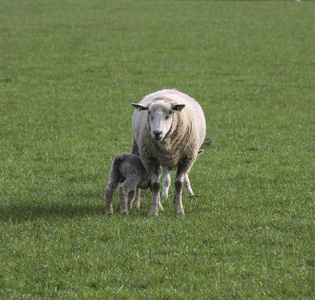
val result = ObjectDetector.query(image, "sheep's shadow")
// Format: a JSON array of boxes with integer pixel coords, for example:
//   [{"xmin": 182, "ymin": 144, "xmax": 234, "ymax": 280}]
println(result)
[{"xmin": 0, "ymin": 203, "xmax": 107, "ymax": 223}]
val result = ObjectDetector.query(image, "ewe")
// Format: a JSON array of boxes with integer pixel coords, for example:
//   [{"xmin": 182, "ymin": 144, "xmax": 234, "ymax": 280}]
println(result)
[{"xmin": 131, "ymin": 89, "xmax": 206, "ymax": 216}]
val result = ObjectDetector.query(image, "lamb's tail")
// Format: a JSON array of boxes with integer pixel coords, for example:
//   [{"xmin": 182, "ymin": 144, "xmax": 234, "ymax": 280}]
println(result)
[{"xmin": 112, "ymin": 154, "xmax": 126, "ymax": 170}]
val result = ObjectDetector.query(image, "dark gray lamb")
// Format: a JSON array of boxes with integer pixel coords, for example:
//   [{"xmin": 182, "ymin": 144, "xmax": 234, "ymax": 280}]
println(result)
[
  {"xmin": 105, "ymin": 152, "xmax": 201, "ymax": 215},
  {"xmin": 105, "ymin": 153, "xmax": 157, "ymax": 215}
]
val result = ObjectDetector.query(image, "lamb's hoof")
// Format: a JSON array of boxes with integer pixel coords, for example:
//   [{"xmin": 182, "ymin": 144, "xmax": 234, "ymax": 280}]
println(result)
[
  {"xmin": 148, "ymin": 207, "xmax": 159, "ymax": 216},
  {"xmin": 132, "ymin": 200, "xmax": 141, "ymax": 209},
  {"xmin": 158, "ymin": 203, "xmax": 164, "ymax": 211},
  {"xmin": 106, "ymin": 207, "xmax": 113, "ymax": 215},
  {"xmin": 121, "ymin": 210, "xmax": 129, "ymax": 216},
  {"xmin": 161, "ymin": 193, "xmax": 168, "ymax": 199}
]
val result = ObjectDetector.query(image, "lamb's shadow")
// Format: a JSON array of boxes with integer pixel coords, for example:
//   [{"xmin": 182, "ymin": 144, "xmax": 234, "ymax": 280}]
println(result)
[{"xmin": 0, "ymin": 203, "xmax": 107, "ymax": 223}]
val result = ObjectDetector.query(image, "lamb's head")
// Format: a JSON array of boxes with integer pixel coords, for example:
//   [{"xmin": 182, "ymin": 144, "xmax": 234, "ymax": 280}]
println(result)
[{"xmin": 132, "ymin": 100, "xmax": 185, "ymax": 141}]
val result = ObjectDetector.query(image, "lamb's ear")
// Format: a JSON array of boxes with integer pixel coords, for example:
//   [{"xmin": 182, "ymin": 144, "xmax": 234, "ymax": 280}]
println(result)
[
  {"xmin": 131, "ymin": 103, "xmax": 149, "ymax": 111},
  {"xmin": 172, "ymin": 103, "xmax": 185, "ymax": 111},
  {"xmin": 197, "ymin": 150, "xmax": 204, "ymax": 155}
]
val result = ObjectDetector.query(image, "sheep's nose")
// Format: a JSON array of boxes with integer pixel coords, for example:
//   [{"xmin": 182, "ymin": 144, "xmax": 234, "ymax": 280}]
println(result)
[{"xmin": 153, "ymin": 130, "xmax": 163, "ymax": 140}]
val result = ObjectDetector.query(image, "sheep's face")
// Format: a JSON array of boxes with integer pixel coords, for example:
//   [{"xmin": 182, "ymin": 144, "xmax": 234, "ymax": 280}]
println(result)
[
  {"xmin": 148, "ymin": 101, "xmax": 174, "ymax": 141},
  {"xmin": 132, "ymin": 100, "xmax": 185, "ymax": 142}
]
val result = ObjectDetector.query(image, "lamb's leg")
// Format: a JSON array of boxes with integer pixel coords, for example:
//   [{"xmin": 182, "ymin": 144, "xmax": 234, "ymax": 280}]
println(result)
[
  {"xmin": 105, "ymin": 181, "xmax": 119, "ymax": 215},
  {"xmin": 132, "ymin": 188, "xmax": 141, "ymax": 209},
  {"xmin": 174, "ymin": 158, "xmax": 195, "ymax": 215},
  {"xmin": 162, "ymin": 167, "xmax": 171, "ymax": 199},
  {"xmin": 105, "ymin": 167, "xmax": 121, "ymax": 214},
  {"xmin": 119, "ymin": 181, "xmax": 136, "ymax": 215},
  {"xmin": 128, "ymin": 189, "xmax": 135, "ymax": 208}
]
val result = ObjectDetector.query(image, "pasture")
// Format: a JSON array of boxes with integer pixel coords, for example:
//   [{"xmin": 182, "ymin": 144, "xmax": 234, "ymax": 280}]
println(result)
[{"xmin": 0, "ymin": 0, "xmax": 314, "ymax": 298}]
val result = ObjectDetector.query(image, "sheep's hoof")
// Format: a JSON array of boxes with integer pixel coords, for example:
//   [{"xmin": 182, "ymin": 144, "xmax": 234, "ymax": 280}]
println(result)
[
  {"xmin": 158, "ymin": 203, "xmax": 164, "ymax": 211},
  {"xmin": 161, "ymin": 192, "xmax": 168, "ymax": 199},
  {"xmin": 189, "ymin": 194, "xmax": 199, "ymax": 198},
  {"xmin": 175, "ymin": 208, "xmax": 185, "ymax": 215},
  {"xmin": 121, "ymin": 210, "xmax": 129, "ymax": 216},
  {"xmin": 148, "ymin": 207, "xmax": 159, "ymax": 216}
]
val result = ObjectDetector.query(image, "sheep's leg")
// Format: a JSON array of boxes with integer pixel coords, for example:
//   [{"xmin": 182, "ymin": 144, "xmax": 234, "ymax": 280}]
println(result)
[
  {"xmin": 184, "ymin": 174, "xmax": 195, "ymax": 197},
  {"xmin": 149, "ymin": 173, "xmax": 160, "ymax": 216},
  {"xmin": 149, "ymin": 167, "xmax": 161, "ymax": 216},
  {"xmin": 174, "ymin": 159, "xmax": 195, "ymax": 215},
  {"xmin": 161, "ymin": 167, "xmax": 171, "ymax": 199},
  {"xmin": 158, "ymin": 193, "xmax": 164, "ymax": 211},
  {"xmin": 119, "ymin": 181, "xmax": 135, "ymax": 215},
  {"xmin": 131, "ymin": 138, "xmax": 141, "ymax": 209},
  {"xmin": 149, "ymin": 184, "xmax": 163, "ymax": 211},
  {"xmin": 183, "ymin": 150, "xmax": 203, "ymax": 197},
  {"xmin": 174, "ymin": 173, "xmax": 185, "ymax": 215}
]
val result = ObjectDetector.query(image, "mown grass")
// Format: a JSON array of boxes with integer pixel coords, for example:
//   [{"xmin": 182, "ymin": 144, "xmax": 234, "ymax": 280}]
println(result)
[{"xmin": 0, "ymin": 0, "xmax": 314, "ymax": 298}]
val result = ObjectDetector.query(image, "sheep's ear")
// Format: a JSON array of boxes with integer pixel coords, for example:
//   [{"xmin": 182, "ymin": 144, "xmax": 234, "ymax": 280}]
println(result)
[
  {"xmin": 131, "ymin": 103, "xmax": 149, "ymax": 111},
  {"xmin": 197, "ymin": 150, "xmax": 204, "ymax": 155},
  {"xmin": 172, "ymin": 103, "xmax": 185, "ymax": 111}
]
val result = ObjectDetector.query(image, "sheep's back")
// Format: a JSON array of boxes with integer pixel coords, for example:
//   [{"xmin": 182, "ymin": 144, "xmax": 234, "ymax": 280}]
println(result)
[{"xmin": 132, "ymin": 89, "xmax": 206, "ymax": 167}]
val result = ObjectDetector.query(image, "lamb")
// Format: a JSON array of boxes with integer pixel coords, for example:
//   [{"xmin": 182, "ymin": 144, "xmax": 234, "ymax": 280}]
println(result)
[
  {"xmin": 131, "ymin": 89, "xmax": 206, "ymax": 216},
  {"xmin": 105, "ymin": 152, "xmax": 201, "ymax": 215},
  {"xmin": 105, "ymin": 153, "xmax": 151, "ymax": 215}
]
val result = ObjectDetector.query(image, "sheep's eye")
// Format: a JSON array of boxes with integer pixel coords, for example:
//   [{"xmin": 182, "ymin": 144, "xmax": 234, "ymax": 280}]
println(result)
[{"xmin": 166, "ymin": 111, "xmax": 173, "ymax": 119}]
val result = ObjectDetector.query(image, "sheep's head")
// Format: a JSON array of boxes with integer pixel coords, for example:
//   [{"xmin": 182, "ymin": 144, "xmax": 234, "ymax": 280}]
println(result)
[{"xmin": 131, "ymin": 100, "xmax": 185, "ymax": 141}]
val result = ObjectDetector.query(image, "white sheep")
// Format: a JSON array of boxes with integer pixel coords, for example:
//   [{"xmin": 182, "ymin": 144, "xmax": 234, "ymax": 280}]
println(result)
[
  {"xmin": 131, "ymin": 89, "xmax": 206, "ymax": 216},
  {"xmin": 105, "ymin": 152, "xmax": 201, "ymax": 215}
]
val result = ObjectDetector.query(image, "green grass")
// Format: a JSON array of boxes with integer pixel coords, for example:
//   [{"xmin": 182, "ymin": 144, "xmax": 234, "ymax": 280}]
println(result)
[{"xmin": 1, "ymin": 0, "xmax": 314, "ymax": 298}]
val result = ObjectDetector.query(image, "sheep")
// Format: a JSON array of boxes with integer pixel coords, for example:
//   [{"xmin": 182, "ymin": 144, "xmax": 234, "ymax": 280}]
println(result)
[
  {"xmin": 131, "ymin": 89, "xmax": 206, "ymax": 216},
  {"xmin": 105, "ymin": 152, "xmax": 201, "ymax": 215}
]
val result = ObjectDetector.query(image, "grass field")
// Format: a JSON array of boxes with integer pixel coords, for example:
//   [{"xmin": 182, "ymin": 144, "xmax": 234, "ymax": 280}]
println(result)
[{"xmin": 0, "ymin": 0, "xmax": 314, "ymax": 298}]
